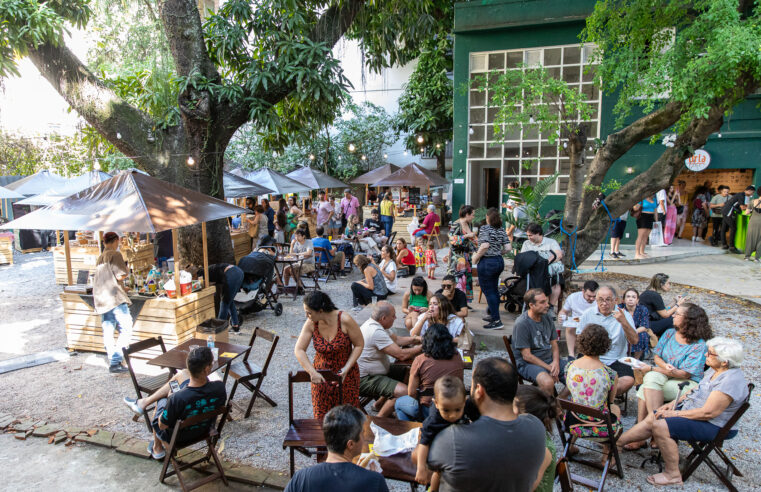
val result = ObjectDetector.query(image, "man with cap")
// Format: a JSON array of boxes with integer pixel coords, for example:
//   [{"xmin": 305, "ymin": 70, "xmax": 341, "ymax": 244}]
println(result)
[
  {"xmin": 93, "ymin": 232, "xmax": 133, "ymax": 373},
  {"xmin": 340, "ymin": 188, "xmax": 360, "ymax": 232}
]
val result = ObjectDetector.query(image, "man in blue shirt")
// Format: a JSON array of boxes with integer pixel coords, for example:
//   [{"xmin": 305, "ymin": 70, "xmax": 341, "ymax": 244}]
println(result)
[{"xmin": 312, "ymin": 226, "xmax": 346, "ymax": 276}]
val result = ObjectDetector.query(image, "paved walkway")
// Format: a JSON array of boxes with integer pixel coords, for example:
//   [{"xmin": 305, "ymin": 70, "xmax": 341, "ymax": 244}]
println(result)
[{"xmin": 0, "ymin": 433, "xmax": 277, "ymax": 492}]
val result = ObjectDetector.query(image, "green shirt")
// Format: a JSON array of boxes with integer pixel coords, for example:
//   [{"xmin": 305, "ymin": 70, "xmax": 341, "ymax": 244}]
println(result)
[
  {"xmin": 710, "ymin": 195, "xmax": 729, "ymax": 218},
  {"xmin": 409, "ymin": 293, "xmax": 429, "ymax": 308}
]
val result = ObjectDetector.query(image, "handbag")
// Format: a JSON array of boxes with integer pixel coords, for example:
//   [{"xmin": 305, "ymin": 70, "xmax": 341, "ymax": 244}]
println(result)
[{"xmin": 457, "ymin": 321, "xmax": 474, "ymax": 351}]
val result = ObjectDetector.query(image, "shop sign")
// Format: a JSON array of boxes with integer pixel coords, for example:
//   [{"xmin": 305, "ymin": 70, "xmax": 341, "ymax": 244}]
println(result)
[{"xmin": 685, "ymin": 149, "xmax": 711, "ymax": 171}]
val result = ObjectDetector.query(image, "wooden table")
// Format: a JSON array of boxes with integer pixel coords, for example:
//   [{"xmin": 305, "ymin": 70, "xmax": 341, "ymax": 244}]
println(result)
[
  {"xmin": 283, "ymin": 415, "xmax": 421, "ymax": 488},
  {"xmin": 148, "ymin": 338, "xmax": 249, "ymax": 384},
  {"xmin": 0, "ymin": 234, "xmax": 12, "ymax": 265},
  {"xmin": 274, "ymin": 255, "xmax": 304, "ymax": 300}
]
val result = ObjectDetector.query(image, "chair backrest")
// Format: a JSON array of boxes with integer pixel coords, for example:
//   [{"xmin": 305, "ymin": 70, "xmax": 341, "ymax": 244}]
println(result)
[
  {"xmin": 243, "ymin": 327, "xmax": 279, "ymax": 376},
  {"xmin": 557, "ymin": 398, "xmax": 616, "ymax": 438},
  {"xmin": 712, "ymin": 383, "xmax": 754, "ymax": 443},
  {"xmin": 123, "ymin": 336, "xmax": 170, "ymax": 393},
  {"xmin": 168, "ymin": 403, "xmax": 231, "ymax": 449},
  {"xmin": 288, "ymin": 370, "xmax": 342, "ymax": 424},
  {"xmin": 555, "ymin": 457, "xmax": 574, "ymax": 492},
  {"xmin": 313, "ymin": 246, "xmax": 329, "ymax": 266},
  {"xmin": 502, "ymin": 335, "xmax": 525, "ymax": 384}
]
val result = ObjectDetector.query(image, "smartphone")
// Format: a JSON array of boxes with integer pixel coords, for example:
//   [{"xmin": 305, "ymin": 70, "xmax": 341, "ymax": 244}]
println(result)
[{"xmin": 169, "ymin": 380, "xmax": 180, "ymax": 393}]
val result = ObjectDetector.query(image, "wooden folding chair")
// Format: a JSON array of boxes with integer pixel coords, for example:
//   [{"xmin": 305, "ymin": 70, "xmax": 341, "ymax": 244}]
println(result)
[
  {"xmin": 555, "ymin": 456, "xmax": 574, "ymax": 491},
  {"xmin": 313, "ymin": 246, "xmax": 337, "ymax": 283},
  {"xmin": 122, "ymin": 337, "xmax": 176, "ymax": 432},
  {"xmin": 502, "ymin": 335, "xmax": 526, "ymax": 384},
  {"xmin": 227, "ymin": 327, "xmax": 280, "ymax": 418},
  {"xmin": 679, "ymin": 383, "xmax": 754, "ymax": 492},
  {"xmin": 423, "ymin": 222, "xmax": 442, "ymax": 249},
  {"xmin": 159, "ymin": 403, "xmax": 231, "ymax": 492},
  {"xmin": 283, "ymin": 370, "xmax": 343, "ymax": 476},
  {"xmin": 556, "ymin": 398, "xmax": 623, "ymax": 492}
]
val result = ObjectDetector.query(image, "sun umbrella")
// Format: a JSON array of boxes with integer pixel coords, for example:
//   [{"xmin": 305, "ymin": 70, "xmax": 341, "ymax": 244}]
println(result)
[
  {"xmin": 0, "ymin": 171, "xmax": 249, "ymax": 234},
  {"xmin": 371, "ymin": 163, "xmax": 449, "ymax": 188},
  {"xmin": 223, "ymin": 171, "xmax": 275, "ymax": 198},
  {"xmin": 4, "ymin": 170, "xmax": 69, "ymax": 196},
  {"xmin": 0, "ymin": 185, "xmax": 23, "ymax": 200},
  {"xmin": 230, "ymin": 167, "xmax": 311, "ymax": 195},
  {"xmin": 351, "ymin": 163, "xmax": 402, "ymax": 184},
  {"xmin": 285, "ymin": 167, "xmax": 348, "ymax": 190}
]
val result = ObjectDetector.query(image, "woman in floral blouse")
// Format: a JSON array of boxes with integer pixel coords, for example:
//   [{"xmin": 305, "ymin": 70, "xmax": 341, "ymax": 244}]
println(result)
[
  {"xmin": 447, "ymin": 205, "xmax": 477, "ymax": 302},
  {"xmin": 565, "ymin": 324, "xmax": 622, "ymax": 465}
]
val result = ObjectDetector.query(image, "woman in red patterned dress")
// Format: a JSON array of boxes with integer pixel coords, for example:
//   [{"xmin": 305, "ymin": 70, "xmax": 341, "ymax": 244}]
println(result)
[{"xmin": 294, "ymin": 291, "xmax": 363, "ymax": 419}]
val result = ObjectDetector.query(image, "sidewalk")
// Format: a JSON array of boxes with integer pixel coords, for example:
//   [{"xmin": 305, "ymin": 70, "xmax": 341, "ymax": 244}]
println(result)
[
  {"xmin": 0, "ymin": 433, "xmax": 277, "ymax": 492},
  {"xmin": 580, "ymin": 237, "xmax": 727, "ymax": 266}
]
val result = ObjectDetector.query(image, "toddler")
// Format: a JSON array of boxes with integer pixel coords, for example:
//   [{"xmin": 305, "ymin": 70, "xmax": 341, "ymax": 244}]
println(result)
[
  {"xmin": 424, "ymin": 242, "xmax": 438, "ymax": 279},
  {"xmin": 413, "ymin": 375, "xmax": 480, "ymax": 489},
  {"xmin": 414, "ymin": 237, "xmax": 426, "ymax": 269}
]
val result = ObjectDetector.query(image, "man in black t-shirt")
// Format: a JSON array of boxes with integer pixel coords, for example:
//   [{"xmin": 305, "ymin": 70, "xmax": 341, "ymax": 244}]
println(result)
[
  {"xmin": 284, "ymin": 405, "xmax": 388, "ymax": 492},
  {"xmin": 123, "ymin": 346, "xmax": 226, "ymax": 459},
  {"xmin": 435, "ymin": 275, "xmax": 468, "ymax": 318}
]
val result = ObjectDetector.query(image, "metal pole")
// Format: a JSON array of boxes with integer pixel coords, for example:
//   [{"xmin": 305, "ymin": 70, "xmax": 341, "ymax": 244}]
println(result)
[
  {"xmin": 201, "ymin": 222, "xmax": 209, "ymax": 290},
  {"xmin": 172, "ymin": 228, "xmax": 182, "ymax": 298}
]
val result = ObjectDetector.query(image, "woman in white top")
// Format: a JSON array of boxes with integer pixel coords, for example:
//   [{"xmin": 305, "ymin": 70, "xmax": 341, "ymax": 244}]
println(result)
[
  {"xmin": 377, "ymin": 245, "xmax": 398, "ymax": 294},
  {"xmin": 411, "ymin": 293, "xmax": 464, "ymax": 343}
]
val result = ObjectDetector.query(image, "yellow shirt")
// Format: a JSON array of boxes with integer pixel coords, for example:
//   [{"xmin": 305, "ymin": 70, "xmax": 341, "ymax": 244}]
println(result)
[{"xmin": 380, "ymin": 199, "xmax": 394, "ymax": 217}]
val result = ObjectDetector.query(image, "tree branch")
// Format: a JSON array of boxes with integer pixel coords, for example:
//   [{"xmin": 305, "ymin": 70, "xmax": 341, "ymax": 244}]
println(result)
[
  {"xmin": 26, "ymin": 42, "xmax": 162, "ymax": 172},
  {"xmin": 159, "ymin": 0, "xmax": 219, "ymax": 81}
]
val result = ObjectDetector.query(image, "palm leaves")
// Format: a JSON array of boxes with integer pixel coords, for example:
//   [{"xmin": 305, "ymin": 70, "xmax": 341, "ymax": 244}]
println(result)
[{"xmin": 474, "ymin": 173, "xmax": 560, "ymax": 230}]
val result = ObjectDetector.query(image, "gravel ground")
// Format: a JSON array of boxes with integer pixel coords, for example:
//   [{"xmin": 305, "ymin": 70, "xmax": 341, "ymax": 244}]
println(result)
[{"xmin": 0, "ymin": 250, "xmax": 759, "ymax": 491}]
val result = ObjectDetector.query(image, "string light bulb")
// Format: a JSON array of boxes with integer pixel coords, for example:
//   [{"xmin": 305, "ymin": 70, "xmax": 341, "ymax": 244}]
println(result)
[
  {"xmin": 436, "ymin": 143, "xmax": 441, "ymax": 149},
  {"xmin": 361, "ymin": 155, "xmax": 367, "ymax": 161},
  {"xmin": 272, "ymin": 151, "xmax": 278, "ymax": 158},
  {"xmin": 417, "ymin": 135, "xmax": 424, "ymax": 144},
  {"xmin": 468, "ymin": 126, "xmax": 475, "ymax": 135},
  {"xmin": 309, "ymin": 153, "xmax": 315, "ymax": 161},
  {"xmin": 403, "ymin": 150, "xmax": 408, "ymax": 156},
  {"xmin": 348, "ymin": 143, "xmax": 356, "ymax": 152},
  {"xmin": 186, "ymin": 156, "xmax": 195, "ymax": 167},
  {"xmin": 383, "ymin": 153, "xmax": 388, "ymax": 159}
]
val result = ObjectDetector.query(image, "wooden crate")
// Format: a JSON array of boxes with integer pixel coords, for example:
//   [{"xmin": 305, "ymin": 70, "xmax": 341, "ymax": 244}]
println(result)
[
  {"xmin": 61, "ymin": 286, "xmax": 216, "ymax": 353},
  {"xmin": 52, "ymin": 246, "xmax": 99, "ymax": 284},
  {"xmin": 231, "ymin": 230, "xmax": 252, "ymax": 263},
  {"xmin": 121, "ymin": 242, "xmax": 154, "ymax": 273},
  {"xmin": 0, "ymin": 235, "xmax": 13, "ymax": 265}
]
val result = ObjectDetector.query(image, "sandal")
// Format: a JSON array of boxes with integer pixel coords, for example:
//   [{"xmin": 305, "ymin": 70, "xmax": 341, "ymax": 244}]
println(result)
[
  {"xmin": 147, "ymin": 440, "xmax": 166, "ymax": 460},
  {"xmin": 647, "ymin": 473, "xmax": 683, "ymax": 486}
]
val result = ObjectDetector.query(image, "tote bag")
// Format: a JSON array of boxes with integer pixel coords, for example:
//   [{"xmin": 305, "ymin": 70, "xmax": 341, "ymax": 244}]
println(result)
[{"xmin": 649, "ymin": 221, "xmax": 665, "ymax": 247}]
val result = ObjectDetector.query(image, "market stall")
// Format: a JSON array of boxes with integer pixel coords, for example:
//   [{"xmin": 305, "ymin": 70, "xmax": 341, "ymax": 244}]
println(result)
[
  {"xmin": 371, "ymin": 163, "xmax": 449, "ymax": 241},
  {"xmin": 1, "ymin": 171, "xmax": 248, "ymax": 353},
  {"xmin": 351, "ymin": 163, "xmax": 401, "ymax": 206},
  {"xmin": 223, "ymin": 171, "xmax": 274, "ymax": 262}
]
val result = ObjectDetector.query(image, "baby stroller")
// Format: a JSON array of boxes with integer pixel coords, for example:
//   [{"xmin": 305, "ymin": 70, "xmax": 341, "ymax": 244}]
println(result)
[
  {"xmin": 235, "ymin": 249, "xmax": 283, "ymax": 317},
  {"xmin": 499, "ymin": 250, "xmax": 552, "ymax": 313}
]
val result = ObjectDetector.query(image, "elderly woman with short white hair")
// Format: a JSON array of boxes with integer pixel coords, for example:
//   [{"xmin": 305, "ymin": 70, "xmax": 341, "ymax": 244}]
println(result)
[
  {"xmin": 618, "ymin": 337, "xmax": 749, "ymax": 486},
  {"xmin": 413, "ymin": 204, "xmax": 441, "ymax": 239}
]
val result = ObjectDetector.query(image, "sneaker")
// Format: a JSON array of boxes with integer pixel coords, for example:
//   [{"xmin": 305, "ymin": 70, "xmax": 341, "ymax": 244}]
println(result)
[
  {"xmin": 482, "ymin": 316, "xmax": 493, "ymax": 322},
  {"xmin": 617, "ymin": 252, "xmax": 626, "ymax": 257},
  {"xmin": 729, "ymin": 247, "xmax": 741, "ymax": 254},
  {"xmin": 109, "ymin": 364, "xmax": 128, "ymax": 374},
  {"xmin": 610, "ymin": 252, "xmax": 619, "ymax": 259},
  {"xmin": 721, "ymin": 244, "xmax": 729, "ymax": 250},
  {"xmin": 483, "ymin": 320, "xmax": 504, "ymax": 330},
  {"xmin": 123, "ymin": 397, "xmax": 144, "ymax": 416}
]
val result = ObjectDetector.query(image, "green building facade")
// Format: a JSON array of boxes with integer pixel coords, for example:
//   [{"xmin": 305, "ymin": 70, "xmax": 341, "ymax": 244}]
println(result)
[{"xmin": 451, "ymin": 0, "xmax": 760, "ymax": 240}]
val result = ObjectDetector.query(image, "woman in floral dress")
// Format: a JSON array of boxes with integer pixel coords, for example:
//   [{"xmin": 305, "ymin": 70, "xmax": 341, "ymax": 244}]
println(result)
[
  {"xmin": 294, "ymin": 291, "xmax": 363, "ymax": 419},
  {"xmin": 447, "ymin": 205, "xmax": 477, "ymax": 302},
  {"xmin": 565, "ymin": 324, "xmax": 622, "ymax": 465}
]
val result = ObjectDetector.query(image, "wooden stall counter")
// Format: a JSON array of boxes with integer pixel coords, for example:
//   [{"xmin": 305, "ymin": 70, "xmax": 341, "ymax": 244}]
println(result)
[
  {"xmin": 0, "ymin": 234, "xmax": 13, "ymax": 265},
  {"xmin": 62, "ymin": 286, "xmax": 216, "ymax": 354},
  {"xmin": 230, "ymin": 229, "xmax": 252, "ymax": 263}
]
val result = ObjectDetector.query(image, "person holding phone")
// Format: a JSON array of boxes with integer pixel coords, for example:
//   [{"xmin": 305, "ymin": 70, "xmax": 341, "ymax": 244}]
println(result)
[{"xmin": 639, "ymin": 273, "xmax": 687, "ymax": 337}]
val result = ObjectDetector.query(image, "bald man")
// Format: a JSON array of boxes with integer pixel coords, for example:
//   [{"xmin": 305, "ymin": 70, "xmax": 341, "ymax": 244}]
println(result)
[{"xmin": 357, "ymin": 301, "xmax": 422, "ymax": 417}]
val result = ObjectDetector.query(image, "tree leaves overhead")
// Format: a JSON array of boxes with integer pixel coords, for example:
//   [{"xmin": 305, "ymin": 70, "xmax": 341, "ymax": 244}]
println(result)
[
  {"xmin": 395, "ymin": 36, "xmax": 452, "ymax": 157},
  {"xmin": 202, "ymin": 0, "xmax": 352, "ymax": 150},
  {"xmin": 583, "ymin": 0, "xmax": 761, "ymax": 129},
  {"xmin": 0, "ymin": 0, "xmax": 91, "ymax": 77}
]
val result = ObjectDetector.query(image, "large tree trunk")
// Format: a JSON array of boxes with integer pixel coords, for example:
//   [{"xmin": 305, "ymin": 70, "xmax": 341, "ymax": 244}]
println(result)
[
  {"xmin": 436, "ymin": 151, "xmax": 446, "ymax": 177},
  {"xmin": 561, "ymin": 127, "xmax": 587, "ymax": 233}
]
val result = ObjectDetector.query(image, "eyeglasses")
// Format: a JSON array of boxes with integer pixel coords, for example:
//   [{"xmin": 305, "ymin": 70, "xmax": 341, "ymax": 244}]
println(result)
[
  {"xmin": 706, "ymin": 350, "xmax": 718, "ymax": 358},
  {"xmin": 441, "ymin": 284, "xmax": 454, "ymax": 289},
  {"xmin": 597, "ymin": 298, "xmax": 614, "ymax": 304}
]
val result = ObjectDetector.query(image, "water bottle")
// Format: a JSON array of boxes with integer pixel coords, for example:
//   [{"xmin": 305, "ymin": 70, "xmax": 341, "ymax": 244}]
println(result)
[{"xmin": 207, "ymin": 336, "xmax": 214, "ymax": 349}]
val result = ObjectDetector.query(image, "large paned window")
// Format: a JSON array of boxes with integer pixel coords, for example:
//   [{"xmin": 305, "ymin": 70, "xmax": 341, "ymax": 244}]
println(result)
[{"xmin": 468, "ymin": 44, "xmax": 601, "ymax": 195}]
